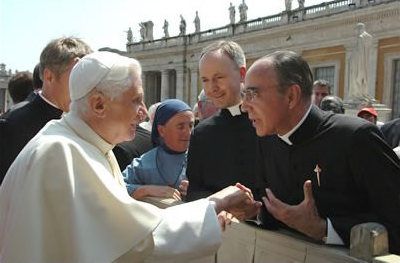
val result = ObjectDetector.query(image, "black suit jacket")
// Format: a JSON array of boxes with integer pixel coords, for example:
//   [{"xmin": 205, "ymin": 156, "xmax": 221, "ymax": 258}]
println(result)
[
  {"xmin": 113, "ymin": 125, "xmax": 154, "ymax": 171},
  {"xmin": 186, "ymin": 108, "xmax": 258, "ymax": 200},
  {"xmin": 256, "ymin": 106, "xmax": 400, "ymax": 253},
  {"xmin": 0, "ymin": 95, "xmax": 62, "ymax": 183},
  {"xmin": 380, "ymin": 118, "xmax": 400, "ymax": 149}
]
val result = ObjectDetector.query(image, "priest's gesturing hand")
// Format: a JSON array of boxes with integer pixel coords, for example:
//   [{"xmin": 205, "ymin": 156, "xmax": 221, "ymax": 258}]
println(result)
[
  {"xmin": 262, "ymin": 180, "xmax": 327, "ymax": 241},
  {"xmin": 208, "ymin": 183, "xmax": 262, "ymax": 221}
]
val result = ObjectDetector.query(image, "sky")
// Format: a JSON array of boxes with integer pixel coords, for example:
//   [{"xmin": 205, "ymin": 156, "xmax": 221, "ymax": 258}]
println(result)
[{"xmin": 0, "ymin": 0, "xmax": 325, "ymax": 72}]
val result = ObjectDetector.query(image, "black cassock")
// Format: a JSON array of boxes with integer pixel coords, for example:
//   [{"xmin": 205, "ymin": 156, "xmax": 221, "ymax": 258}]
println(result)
[
  {"xmin": 256, "ymin": 106, "xmax": 400, "ymax": 254},
  {"xmin": 187, "ymin": 108, "xmax": 258, "ymax": 200},
  {"xmin": 0, "ymin": 95, "xmax": 62, "ymax": 183}
]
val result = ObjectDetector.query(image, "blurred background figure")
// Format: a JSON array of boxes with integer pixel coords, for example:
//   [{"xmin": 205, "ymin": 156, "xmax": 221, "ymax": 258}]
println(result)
[
  {"xmin": 140, "ymin": 101, "xmax": 161, "ymax": 132},
  {"xmin": 357, "ymin": 107, "xmax": 378, "ymax": 125},
  {"xmin": 1, "ymin": 71, "xmax": 33, "ymax": 117},
  {"xmin": 113, "ymin": 102, "xmax": 154, "ymax": 170},
  {"xmin": 320, "ymin": 95, "xmax": 345, "ymax": 114},
  {"xmin": 197, "ymin": 89, "xmax": 219, "ymax": 122},
  {"xmin": 312, "ymin": 79, "xmax": 331, "ymax": 107},
  {"xmin": 192, "ymin": 103, "xmax": 200, "ymax": 126},
  {"xmin": 25, "ymin": 63, "xmax": 43, "ymax": 102}
]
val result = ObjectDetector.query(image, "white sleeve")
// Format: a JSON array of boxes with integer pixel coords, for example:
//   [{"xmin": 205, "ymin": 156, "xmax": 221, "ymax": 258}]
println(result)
[
  {"xmin": 325, "ymin": 218, "xmax": 345, "ymax": 245},
  {"xmin": 150, "ymin": 199, "xmax": 222, "ymax": 261}
]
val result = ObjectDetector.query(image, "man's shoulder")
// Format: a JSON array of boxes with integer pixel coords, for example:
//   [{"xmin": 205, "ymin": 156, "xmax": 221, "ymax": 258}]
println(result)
[
  {"xmin": 1, "ymin": 99, "xmax": 41, "ymax": 124},
  {"xmin": 322, "ymin": 112, "xmax": 371, "ymax": 131},
  {"xmin": 193, "ymin": 114, "xmax": 222, "ymax": 131}
]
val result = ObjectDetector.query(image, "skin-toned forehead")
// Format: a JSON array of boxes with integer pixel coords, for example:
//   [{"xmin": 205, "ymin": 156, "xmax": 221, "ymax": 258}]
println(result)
[
  {"xmin": 246, "ymin": 58, "xmax": 275, "ymax": 79},
  {"xmin": 165, "ymin": 111, "xmax": 194, "ymax": 125}
]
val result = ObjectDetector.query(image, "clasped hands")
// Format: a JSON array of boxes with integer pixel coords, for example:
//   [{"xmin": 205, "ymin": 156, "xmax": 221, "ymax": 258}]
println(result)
[
  {"xmin": 262, "ymin": 180, "xmax": 326, "ymax": 241},
  {"xmin": 208, "ymin": 183, "xmax": 262, "ymax": 229}
]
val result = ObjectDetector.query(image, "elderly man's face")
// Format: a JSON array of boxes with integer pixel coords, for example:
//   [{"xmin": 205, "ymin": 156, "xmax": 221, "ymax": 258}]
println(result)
[
  {"xmin": 104, "ymin": 75, "xmax": 146, "ymax": 144},
  {"xmin": 242, "ymin": 61, "xmax": 292, "ymax": 137},
  {"xmin": 199, "ymin": 50, "xmax": 243, "ymax": 109},
  {"xmin": 158, "ymin": 111, "xmax": 195, "ymax": 152}
]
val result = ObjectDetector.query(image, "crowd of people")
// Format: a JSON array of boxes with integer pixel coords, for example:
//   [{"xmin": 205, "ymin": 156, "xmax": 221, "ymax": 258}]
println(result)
[{"xmin": 0, "ymin": 37, "xmax": 399, "ymax": 262}]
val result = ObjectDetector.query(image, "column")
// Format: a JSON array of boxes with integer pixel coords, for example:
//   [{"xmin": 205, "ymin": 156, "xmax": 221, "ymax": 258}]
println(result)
[
  {"xmin": 175, "ymin": 68, "xmax": 185, "ymax": 100},
  {"xmin": 343, "ymin": 43, "xmax": 353, "ymax": 101},
  {"xmin": 368, "ymin": 39, "xmax": 379, "ymax": 99},
  {"xmin": 190, "ymin": 68, "xmax": 199, "ymax": 107},
  {"xmin": 160, "ymin": 69, "xmax": 170, "ymax": 100},
  {"xmin": 142, "ymin": 71, "xmax": 147, "ymax": 101}
]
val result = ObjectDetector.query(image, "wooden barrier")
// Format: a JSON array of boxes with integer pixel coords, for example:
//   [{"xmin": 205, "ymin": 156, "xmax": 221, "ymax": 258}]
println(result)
[{"xmin": 143, "ymin": 198, "xmax": 400, "ymax": 263}]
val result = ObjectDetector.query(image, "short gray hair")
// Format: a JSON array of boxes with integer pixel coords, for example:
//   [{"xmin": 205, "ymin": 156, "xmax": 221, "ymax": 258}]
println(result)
[
  {"xmin": 200, "ymin": 40, "xmax": 246, "ymax": 68},
  {"xmin": 39, "ymin": 37, "xmax": 92, "ymax": 79}
]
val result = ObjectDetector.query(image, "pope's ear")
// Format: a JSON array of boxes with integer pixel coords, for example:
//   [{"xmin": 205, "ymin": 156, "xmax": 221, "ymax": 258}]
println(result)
[{"xmin": 88, "ymin": 92, "xmax": 107, "ymax": 117}]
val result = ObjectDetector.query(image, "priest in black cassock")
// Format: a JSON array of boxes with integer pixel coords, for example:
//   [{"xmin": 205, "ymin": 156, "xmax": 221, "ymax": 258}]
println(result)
[
  {"xmin": 186, "ymin": 41, "xmax": 258, "ymax": 200},
  {"xmin": 242, "ymin": 50, "xmax": 400, "ymax": 254}
]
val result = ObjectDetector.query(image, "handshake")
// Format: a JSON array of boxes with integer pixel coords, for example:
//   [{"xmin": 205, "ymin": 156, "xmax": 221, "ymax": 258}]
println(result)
[{"xmin": 207, "ymin": 183, "xmax": 262, "ymax": 228}]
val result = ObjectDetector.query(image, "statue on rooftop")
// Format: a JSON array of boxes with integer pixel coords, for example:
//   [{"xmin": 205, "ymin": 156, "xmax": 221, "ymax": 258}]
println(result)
[
  {"xmin": 139, "ymin": 23, "xmax": 146, "ymax": 41},
  {"xmin": 239, "ymin": 0, "xmax": 248, "ymax": 22},
  {"xmin": 126, "ymin": 27, "xmax": 133, "ymax": 43},
  {"xmin": 298, "ymin": 0, "xmax": 305, "ymax": 9},
  {"xmin": 229, "ymin": 2, "xmax": 236, "ymax": 24},
  {"xmin": 285, "ymin": 0, "xmax": 292, "ymax": 12},
  {"xmin": 194, "ymin": 11, "xmax": 200, "ymax": 33},
  {"xmin": 179, "ymin": 15, "xmax": 186, "ymax": 36},
  {"xmin": 163, "ymin": 19, "xmax": 169, "ymax": 38}
]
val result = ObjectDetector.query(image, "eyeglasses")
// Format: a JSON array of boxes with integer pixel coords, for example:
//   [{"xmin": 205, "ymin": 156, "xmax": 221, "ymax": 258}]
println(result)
[{"xmin": 241, "ymin": 88, "xmax": 259, "ymax": 102}]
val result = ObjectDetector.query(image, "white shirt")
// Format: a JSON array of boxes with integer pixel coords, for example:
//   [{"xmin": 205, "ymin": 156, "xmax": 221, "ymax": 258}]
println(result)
[{"xmin": 227, "ymin": 102, "xmax": 242, "ymax": 116}]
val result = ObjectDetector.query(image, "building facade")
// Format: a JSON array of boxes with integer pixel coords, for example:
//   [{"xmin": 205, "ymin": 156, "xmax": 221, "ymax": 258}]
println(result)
[
  {"xmin": 126, "ymin": 0, "xmax": 400, "ymax": 119},
  {"xmin": 0, "ymin": 64, "xmax": 13, "ymax": 114}
]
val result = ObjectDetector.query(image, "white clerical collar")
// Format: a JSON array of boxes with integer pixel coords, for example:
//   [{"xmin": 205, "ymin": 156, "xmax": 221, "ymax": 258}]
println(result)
[
  {"xmin": 63, "ymin": 112, "xmax": 114, "ymax": 155},
  {"xmin": 278, "ymin": 104, "xmax": 312, "ymax": 145},
  {"xmin": 227, "ymin": 102, "xmax": 242, "ymax": 116},
  {"xmin": 38, "ymin": 91, "xmax": 61, "ymax": 110}
]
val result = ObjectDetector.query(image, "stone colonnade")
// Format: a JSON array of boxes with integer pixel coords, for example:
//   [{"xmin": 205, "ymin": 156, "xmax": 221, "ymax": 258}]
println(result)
[{"xmin": 142, "ymin": 65, "xmax": 199, "ymax": 108}]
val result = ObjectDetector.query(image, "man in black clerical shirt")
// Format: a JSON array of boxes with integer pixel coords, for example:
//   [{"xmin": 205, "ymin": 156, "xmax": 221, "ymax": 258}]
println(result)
[
  {"xmin": 241, "ymin": 50, "xmax": 400, "ymax": 254},
  {"xmin": 186, "ymin": 41, "xmax": 257, "ymax": 200}
]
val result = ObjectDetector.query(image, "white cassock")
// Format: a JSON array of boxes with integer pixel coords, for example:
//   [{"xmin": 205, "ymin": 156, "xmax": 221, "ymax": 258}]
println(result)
[{"xmin": 0, "ymin": 112, "xmax": 221, "ymax": 263}]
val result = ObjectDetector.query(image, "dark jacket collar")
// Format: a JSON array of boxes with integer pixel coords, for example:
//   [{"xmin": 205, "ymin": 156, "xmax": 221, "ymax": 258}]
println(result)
[{"xmin": 289, "ymin": 105, "xmax": 331, "ymax": 145}]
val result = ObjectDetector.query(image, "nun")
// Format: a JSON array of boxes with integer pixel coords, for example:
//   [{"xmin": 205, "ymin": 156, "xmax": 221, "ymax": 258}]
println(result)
[{"xmin": 123, "ymin": 99, "xmax": 194, "ymax": 201}]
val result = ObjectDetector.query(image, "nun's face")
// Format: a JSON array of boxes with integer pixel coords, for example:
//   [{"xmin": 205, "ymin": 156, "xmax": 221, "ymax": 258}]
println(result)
[{"xmin": 157, "ymin": 111, "xmax": 195, "ymax": 152}]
